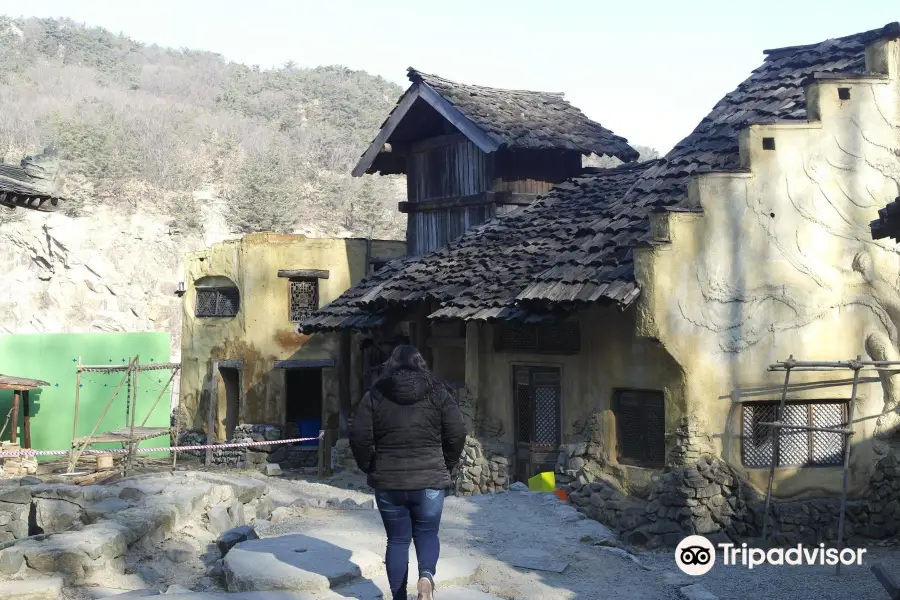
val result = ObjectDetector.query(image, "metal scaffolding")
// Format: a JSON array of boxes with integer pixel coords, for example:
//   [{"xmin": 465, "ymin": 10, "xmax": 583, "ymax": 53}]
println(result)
[{"xmin": 762, "ymin": 355, "xmax": 900, "ymax": 575}]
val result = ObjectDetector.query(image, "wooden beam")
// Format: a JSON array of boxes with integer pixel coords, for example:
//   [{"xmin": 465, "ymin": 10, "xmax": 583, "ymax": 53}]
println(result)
[
  {"xmin": 399, "ymin": 192, "xmax": 538, "ymax": 213},
  {"xmin": 338, "ymin": 331, "xmax": 351, "ymax": 438},
  {"xmin": 22, "ymin": 390, "xmax": 30, "ymax": 449},
  {"xmin": 277, "ymin": 269, "xmax": 330, "ymax": 279},
  {"xmin": 417, "ymin": 83, "xmax": 500, "ymax": 154},
  {"xmin": 352, "ymin": 86, "xmax": 421, "ymax": 177}
]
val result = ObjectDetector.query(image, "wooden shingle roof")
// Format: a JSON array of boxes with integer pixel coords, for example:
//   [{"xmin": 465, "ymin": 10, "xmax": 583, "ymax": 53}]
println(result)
[
  {"xmin": 304, "ymin": 22, "xmax": 900, "ymax": 332},
  {"xmin": 407, "ymin": 68, "xmax": 639, "ymax": 160},
  {"xmin": 353, "ymin": 68, "xmax": 639, "ymax": 176},
  {"xmin": 0, "ymin": 146, "xmax": 65, "ymax": 212}
]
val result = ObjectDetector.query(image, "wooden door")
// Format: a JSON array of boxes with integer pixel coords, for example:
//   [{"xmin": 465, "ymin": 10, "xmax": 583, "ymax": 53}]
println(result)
[{"xmin": 513, "ymin": 366, "xmax": 562, "ymax": 482}]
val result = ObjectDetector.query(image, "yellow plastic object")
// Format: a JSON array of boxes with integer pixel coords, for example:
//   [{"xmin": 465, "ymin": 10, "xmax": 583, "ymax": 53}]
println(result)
[{"xmin": 528, "ymin": 471, "xmax": 556, "ymax": 492}]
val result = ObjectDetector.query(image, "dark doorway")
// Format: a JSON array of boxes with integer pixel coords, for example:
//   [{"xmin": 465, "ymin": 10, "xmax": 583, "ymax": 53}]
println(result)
[
  {"xmin": 220, "ymin": 367, "xmax": 241, "ymax": 441},
  {"xmin": 285, "ymin": 368, "xmax": 322, "ymax": 446},
  {"xmin": 513, "ymin": 365, "xmax": 562, "ymax": 482}
]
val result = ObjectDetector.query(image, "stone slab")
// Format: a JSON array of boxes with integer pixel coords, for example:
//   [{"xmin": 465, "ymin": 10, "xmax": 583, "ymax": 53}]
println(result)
[
  {"xmin": 99, "ymin": 591, "xmax": 161, "ymax": 598},
  {"xmin": 0, "ymin": 576, "xmax": 64, "ymax": 600},
  {"xmin": 224, "ymin": 534, "xmax": 384, "ymax": 592},
  {"xmin": 497, "ymin": 548, "xmax": 568, "ymax": 573}
]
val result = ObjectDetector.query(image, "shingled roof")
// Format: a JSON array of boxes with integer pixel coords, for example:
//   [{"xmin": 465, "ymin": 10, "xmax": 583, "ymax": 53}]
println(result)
[
  {"xmin": 353, "ymin": 68, "xmax": 638, "ymax": 176},
  {"xmin": 303, "ymin": 22, "xmax": 900, "ymax": 332},
  {"xmin": 408, "ymin": 69, "xmax": 639, "ymax": 159},
  {"xmin": 0, "ymin": 146, "xmax": 65, "ymax": 213}
]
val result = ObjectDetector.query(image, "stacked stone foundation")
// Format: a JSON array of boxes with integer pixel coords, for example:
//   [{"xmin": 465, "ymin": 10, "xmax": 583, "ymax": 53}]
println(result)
[{"xmin": 178, "ymin": 424, "xmax": 318, "ymax": 470}]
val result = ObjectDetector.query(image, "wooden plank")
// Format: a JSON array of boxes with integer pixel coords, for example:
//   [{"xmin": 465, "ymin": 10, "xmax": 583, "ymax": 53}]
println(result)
[
  {"xmin": 277, "ymin": 269, "xmax": 330, "ymax": 279},
  {"xmin": 399, "ymin": 191, "xmax": 538, "ymax": 213},
  {"xmin": 22, "ymin": 390, "xmax": 30, "ymax": 449},
  {"xmin": 410, "ymin": 133, "xmax": 467, "ymax": 154},
  {"xmin": 417, "ymin": 83, "xmax": 499, "ymax": 154},
  {"xmin": 352, "ymin": 86, "xmax": 421, "ymax": 177}
]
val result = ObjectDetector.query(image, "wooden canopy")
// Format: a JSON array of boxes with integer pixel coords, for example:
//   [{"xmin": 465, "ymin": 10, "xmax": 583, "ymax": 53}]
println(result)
[{"xmin": 0, "ymin": 374, "xmax": 50, "ymax": 391}]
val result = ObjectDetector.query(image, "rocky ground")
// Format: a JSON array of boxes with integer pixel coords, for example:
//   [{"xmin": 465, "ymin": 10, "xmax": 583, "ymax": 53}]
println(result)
[{"xmin": 0, "ymin": 467, "xmax": 899, "ymax": 600}]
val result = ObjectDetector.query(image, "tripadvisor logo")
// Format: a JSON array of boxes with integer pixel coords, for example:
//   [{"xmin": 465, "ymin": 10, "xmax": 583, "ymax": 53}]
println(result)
[{"xmin": 675, "ymin": 535, "xmax": 867, "ymax": 575}]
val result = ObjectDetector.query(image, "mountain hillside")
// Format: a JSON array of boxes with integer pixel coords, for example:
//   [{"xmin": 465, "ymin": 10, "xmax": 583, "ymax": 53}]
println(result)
[{"xmin": 0, "ymin": 17, "xmax": 407, "ymax": 355}]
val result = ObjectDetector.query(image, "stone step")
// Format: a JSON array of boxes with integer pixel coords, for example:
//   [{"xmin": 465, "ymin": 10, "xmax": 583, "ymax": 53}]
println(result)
[{"xmin": 0, "ymin": 576, "xmax": 64, "ymax": 600}]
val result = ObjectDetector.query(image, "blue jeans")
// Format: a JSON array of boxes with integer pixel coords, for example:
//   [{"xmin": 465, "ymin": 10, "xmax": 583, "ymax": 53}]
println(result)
[{"xmin": 374, "ymin": 488, "xmax": 445, "ymax": 600}]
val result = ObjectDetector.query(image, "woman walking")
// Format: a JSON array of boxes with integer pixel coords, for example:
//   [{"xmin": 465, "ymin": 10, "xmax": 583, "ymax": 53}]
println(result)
[{"xmin": 349, "ymin": 345, "xmax": 466, "ymax": 600}]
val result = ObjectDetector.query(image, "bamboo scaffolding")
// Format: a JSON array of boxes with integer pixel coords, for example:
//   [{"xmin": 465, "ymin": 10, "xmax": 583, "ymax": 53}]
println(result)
[{"xmin": 760, "ymin": 355, "xmax": 875, "ymax": 576}]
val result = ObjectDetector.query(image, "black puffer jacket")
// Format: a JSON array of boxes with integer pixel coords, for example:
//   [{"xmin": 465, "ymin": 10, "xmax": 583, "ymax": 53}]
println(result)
[{"xmin": 349, "ymin": 368, "xmax": 466, "ymax": 490}]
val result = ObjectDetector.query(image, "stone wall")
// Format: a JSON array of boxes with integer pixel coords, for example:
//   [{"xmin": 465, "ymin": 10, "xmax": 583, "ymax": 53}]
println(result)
[
  {"xmin": 453, "ymin": 437, "xmax": 513, "ymax": 496},
  {"xmin": 566, "ymin": 453, "xmax": 900, "ymax": 549},
  {"xmin": 177, "ymin": 424, "xmax": 319, "ymax": 469}
]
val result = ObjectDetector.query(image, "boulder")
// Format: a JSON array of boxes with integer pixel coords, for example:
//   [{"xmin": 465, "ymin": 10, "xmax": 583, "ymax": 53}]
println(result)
[
  {"xmin": 217, "ymin": 525, "xmax": 259, "ymax": 555},
  {"xmin": 165, "ymin": 543, "xmax": 195, "ymax": 564},
  {"xmin": 206, "ymin": 506, "xmax": 234, "ymax": 537},
  {"xmin": 263, "ymin": 463, "xmax": 282, "ymax": 477},
  {"xmin": 34, "ymin": 498, "xmax": 83, "ymax": 533}
]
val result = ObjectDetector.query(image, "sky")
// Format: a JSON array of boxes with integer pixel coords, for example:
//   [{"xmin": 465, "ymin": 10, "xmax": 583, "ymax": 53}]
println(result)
[{"xmin": 0, "ymin": 0, "xmax": 896, "ymax": 153}]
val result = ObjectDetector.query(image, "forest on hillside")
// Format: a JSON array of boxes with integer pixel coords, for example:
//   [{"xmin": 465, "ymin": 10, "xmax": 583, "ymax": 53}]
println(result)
[
  {"xmin": 0, "ymin": 16, "xmax": 407, "ymax": 239},
  {"xmin": 0, "ymin": 17, "xmax": 658, "ymax": 241}
]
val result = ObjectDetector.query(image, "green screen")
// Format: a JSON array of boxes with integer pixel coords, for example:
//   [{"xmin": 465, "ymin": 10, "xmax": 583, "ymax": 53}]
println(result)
[{"xmin": 0, "ymin": 333, "xmax": 173, "ymax": 459}]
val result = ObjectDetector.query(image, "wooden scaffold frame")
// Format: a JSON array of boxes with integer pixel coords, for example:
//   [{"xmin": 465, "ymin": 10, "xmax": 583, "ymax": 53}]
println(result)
[
  {"xmin": 762, "ymin": 355, "xmax": 900, "ymax": 575},
  {"xmin": 68, "ymin": 355, "xmax": 180, "ymax": 476}
]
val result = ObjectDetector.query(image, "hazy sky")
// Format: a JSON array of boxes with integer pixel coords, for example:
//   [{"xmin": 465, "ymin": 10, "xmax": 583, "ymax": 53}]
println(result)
[{"xmin": 0, "ymin": 0, "xmax": 895, "ymax": 153}]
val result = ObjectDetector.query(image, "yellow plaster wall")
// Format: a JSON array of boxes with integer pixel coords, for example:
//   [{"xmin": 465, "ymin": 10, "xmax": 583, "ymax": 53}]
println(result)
[
  {"xmin": 636, "ymin": 39, "xmax": 900, "ymax": 498},
  {"xmin": 180, "ymin": 234, "xmax": 405, "ymax": 439},
  {"xmin": 466, "ymin": 307, "xmax": 684, "ymax": 461}
]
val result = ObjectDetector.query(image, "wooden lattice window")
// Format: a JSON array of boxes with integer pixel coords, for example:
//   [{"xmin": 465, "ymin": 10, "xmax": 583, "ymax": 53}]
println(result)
[
  {"xmin": 195, "ymin": 287, "xmax": 240, "ymax": 317},
  {"xmin": 613, "ymin": 390, "xmax": 665, "ymax": 467},
  {"xmin": 514, "ymin": 366, "xmax": 561, "ymax": 446},
  {"xmin": 495, "ymin": 322, "xmax": 580, "ymax": 355},
  {"xmin": 741, "ymin": 401, "xmax": 846, "ymax": 468},
  {"xmin": 289, "ymin": 278, "xmax": 318, "ymax": 322}
]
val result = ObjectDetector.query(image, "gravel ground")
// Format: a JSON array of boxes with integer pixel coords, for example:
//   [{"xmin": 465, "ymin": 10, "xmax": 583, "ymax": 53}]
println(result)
[{"xmin": 248, "ymin": 473, "xmax": 900, "ymax": 600}]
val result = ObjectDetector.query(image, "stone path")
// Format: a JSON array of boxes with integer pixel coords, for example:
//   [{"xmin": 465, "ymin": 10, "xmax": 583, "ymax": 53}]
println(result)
[{"xmin": 3, "ymin": 470, "xmax": 900, "ymax": 599}]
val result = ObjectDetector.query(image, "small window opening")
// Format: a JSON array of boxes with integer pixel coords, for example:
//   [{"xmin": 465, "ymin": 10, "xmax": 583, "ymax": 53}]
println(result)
[
  {"xmin": 289, "ymin": 278, "xmax": 319, "ymax": 322},
  {"xmin": 838, "ymin": 87, "xmax": 851, "ymax": 101},
  {"xmin": 770, "ymin": 212, "xmax": 775, "ymax": 219},
  {"xmin": 762, "ymin": 137, "xmax": 776, "ymax": 151}
]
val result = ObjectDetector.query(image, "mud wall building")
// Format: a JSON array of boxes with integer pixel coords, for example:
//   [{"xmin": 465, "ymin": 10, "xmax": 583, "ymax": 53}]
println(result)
[
  {"xmin": 178, "ymin": 234, "xmax": 405, "ymax": 458},
  {"xmin": 303, "ymin": 23, "xmax": 900, "ymax": 518}
]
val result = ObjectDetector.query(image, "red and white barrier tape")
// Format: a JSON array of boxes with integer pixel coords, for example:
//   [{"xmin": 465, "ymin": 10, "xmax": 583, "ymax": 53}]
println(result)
[{"xmin": 0, "ymin": 432, "xmax": 325, "ymax": 458}]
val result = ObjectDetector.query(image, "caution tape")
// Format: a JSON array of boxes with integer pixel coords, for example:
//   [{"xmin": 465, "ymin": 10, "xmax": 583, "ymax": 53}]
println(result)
[{"xmin": 0, "ymin": 432, "xmax": 325, "ymax": 458}]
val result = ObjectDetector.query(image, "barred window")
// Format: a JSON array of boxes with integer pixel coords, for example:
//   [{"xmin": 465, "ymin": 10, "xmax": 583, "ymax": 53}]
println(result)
[
  {"xmin": 514, "ymin": 366, "xmax": 561, "ymax": 446},
  {"xmin": 494, "ymin": 322, "xmax": 580, "ymax": 354},
  {"xmin": 613, "ymin": 390, "xmax": 665, "ymax": 467},
  {"xmin": 289, "ymin": 278, "xmax": 318, "ymax": 322},
  {"xmin": 195, "ymin": 287, "xmax": 239, "ymax": 317},
  {"xmin": 741, "ymin": 401, "xmax": 846, "ymax": 468}
]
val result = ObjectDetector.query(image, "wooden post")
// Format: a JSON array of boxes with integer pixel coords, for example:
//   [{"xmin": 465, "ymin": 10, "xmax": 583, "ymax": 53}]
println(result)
[
  {"xmin": 206, "ymin": 362, "xmax": 218, "ymax": 467},
  {"xmin": 762, "ymin": 356, "xmax": 793, "ymax": 541},
  {"xmin": 338, "ymin": 331, "xmax": 351, "ymax": 438},
  {"xmin": 836, "ymin": 357, "xmax": 862, "ymax": 576},
  {"xmin": 126, "ymin": 356, "xmax": 140, "ymax": 475},
  {"xmin": 9, "ymin": 391, "xmax": 19, "ymax": 444},
  {"xmin": 22, "ymin": 390, "xmax": 30, "ymax": 449}
]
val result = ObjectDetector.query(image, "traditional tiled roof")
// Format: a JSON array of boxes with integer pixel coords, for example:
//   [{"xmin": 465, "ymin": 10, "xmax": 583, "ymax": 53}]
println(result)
[
  {"xmin": 407, "ymin": 68, "xmax": 639, "ymax": 161},
  {"xmin": 300, "ymin": 161, "xmax": 652, "ymax": 332},
  {"xmin": 302, "ymin": 22, "xmax": 900, "ymax": 332},
  {"xmin": 0, "ymin": 146, "xmax": 64, "ymax": 212}
]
